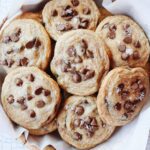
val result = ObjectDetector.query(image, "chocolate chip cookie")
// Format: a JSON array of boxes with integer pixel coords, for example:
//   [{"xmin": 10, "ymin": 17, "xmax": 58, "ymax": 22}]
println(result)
[
  {"xmin": 42, "ymin": 0, "xmax": 100, "ymax": 40},
  {"xmin": 57, "ymin": 96, "xmax": 115, "ymax": 149},
  {"xmin": 97, "ymin": 67, "xmax": 149, "ymax": 126},
  {"xmin": 0, "ymin": 19, "xmax": 51, "ymax": 73},
  {"xmin": 51, "ymin": 29, "xmax": 109, "ymax": 95},
  {"xmin": 1, "ymin": 67, "xmax": 61, "ymax": 129},
  {"xmin": 96, "ymin": 15, "xmax": 150, "ymax": 68}
]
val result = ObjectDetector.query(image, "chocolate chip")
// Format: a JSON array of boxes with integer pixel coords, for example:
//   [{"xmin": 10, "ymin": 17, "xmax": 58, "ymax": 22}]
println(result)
[
  {"xmin": 114, "ymin": 103, "xmax": 122, "ymax": 111},
  {"xmin": 10, "ymin": 28, "xmax": 21, "ymax": 42},
  {"xmin": 51, "ymin": 9, "xmax": 58, "ymax": 16},
  {"xmin": 79, "ymin": 68, "xmax": 88, "ymax": 74},
  {"xmin": 7, "ymin": 49, "xmax": 13, "ymax": 54},
  {"xmin": 72, "ymin": 73, "xmax": 81, "ymax": 83},
  {"xmin": 121, "ymin": 91, "xmax": 130, "ymax": 100},
  {"xmin": 118, "ymin": 44, "xmax": 126, "ymax": 52},
  {"xmin": 16, "ymin": 78, "xmax": 23, "ymax": 86},
  {"xmin": 123, "ymin": 24, "xmax": 131, "ymax": 35},
  {"xmin": 121, "ymin": 52, "xmax": 129, "ymax": 60},
  {"xmin": 90, "ymin": 118, "xmax": 98, "ymax": 126},
  {"xmin": 27, "ymin": 74, "xmax": 35, "ymax": 82},
  {"xmin": 7, "ymin": 59, "xmax": 14, "ymax": 67},
  {"xmin": 17, "ymin": 97, "xmax": 25, "ymax": 104},
  {"xmin": 61, "ymin": 7, "xmax": 78, "ymax": 21},
  {"xmin": 19, "ymin": 45, "xmax": 25, "ymax": 52},
  {"xmin": 123, "ymin": 36, "xmax": 132, "ymax": 44},
  {"xmin": 75, "ymin": 106, "xmax": 84, "ymax": 116},
  {"xmin": 101, "ymin": 121, "xmax": 106, "ymax": 128},
  {"xmin": 64, "ymin": 5, "xmax": 71, "ymax": 10},
  {"xmin": 109, "ymin": 24, "xmax": 117, "ymax": 31},
  {"xmin": 2, "ymin": 36, "xmax": 11, "ymax": 43},
  {"xmin": 83, "ymin": 70, "xmax": 95, "ymax": 80},
  {"xmin": 21, "ymin": 104, "xmax": 28, "ymax": 110},
  {"xmin": 7, "ymin": 95, "xmax": 14, "ymax": 104},
  {"xmin": 10, "ymin": 33, "xmax": 19, "ymax": 42},
  {"xmin": 81, "ymin": 39, "xmax": 88, "ymax": 49},
  {"xmin": 25, "ymin": 39, "xmax": 36, "ymax": 49},
  {"xmin": 107, "ymin": 31, "xmax": 116, "ymax": 39},
  {"xmin": 30, "ymin": 110, "xmax": 36, "ymax": 118},
  {"xmin": 36, "ymin": 100, "xmax": 46, "ymax": 108},
  {"xmin": 14, "ymin": 28, "xmax": 21, "ymax": 36},
  {"xmin": 61, "ymin": 64, "xmax": 69, "ymax": 72},
  {"xmin": 79, "ymin": 18, "xmax": 89, "ymax": 29},
  {"xmin": 73, "ymin": 132, "xmax": 82, "ymax": 140},
  {"xmin": 131, "ymin": 82, "xmax": 139, "ymax": 90},
  {"xmin": 27, "ymin": 94, "xmax": 33, "ymax": 101},
  {"xmin": 124, "ymin": 113, "xmax": 128, "ymax": 118},
  {"xmin": 65, "ymin": 23, "xmax": 73, "ymax": 31},
  {"xmin": 134, "ymin": 41, "xmax": 141, "ymax": 48},
  {"xmin": 74, "ymin": 119, "xmax": 80, "ymax": 127},
  {"xmin": 86, "ymin": 50, "xmax": 94, "ymax": 58},
  {"xmin": 67, "ymin": 46, "xmax": 76, "ymax": 57},
  {"xmin": 35, "ymin": 87, "xmax": 43, "ymax": 95},
  {"xmin": 43, "ymin": 89, "xmax": 51, "ymax": 96},
  {"xmin": 71, "ymin": 0, "xmax": 79, "ymax": 6},
  {"xmin": 20, "ymin": 57, "xmax": 28, "ymax": 66},
  {"xmin": 118, "ymin": 83, "xmax": 124, "ymax": 91},
  {"xmin": 74, "ymin": 56, "xmax": 82, "ymax": 63},
  {"xmin": 133, "ymin": 51, "xmax": 140, "ymax": 60},
  {"xmin": 132, "ymin": 100, "xmax": 140, "ymax": 105},
  {"xmin": 35, "ymin": 39, "xmax": 41, "ymax": 48},
  {"xmin": 124, "ymin": 101, "xmax": 134, "ymax": 112},
  {"xmin": 83, "ymin": 8, "xmax": 91, "ymax": 15}
]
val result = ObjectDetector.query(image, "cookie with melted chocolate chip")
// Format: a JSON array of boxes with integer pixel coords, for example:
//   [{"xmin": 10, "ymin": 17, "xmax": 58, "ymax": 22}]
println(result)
[
  {"xmin": 96, "ymin": 15, "xmax": 150, "ymax": 68},
  {"xmin": 0, "ymin": 19, "xmax": 51, "ymax": 73},
  {"xmin": 97, "ymin": 67, "xmax": 149, "ymax": 126},
  {"xmin": 1, "ymin": 67, "xmax": 61, "ymax": 129},
  {"xmin": 42, "ymin": 0, "xmax": 100, "ymax": 40},
  {"xmin": 51, "ymin": 29, "xmax": 109, "ymax": 95},
  {"xmin": 57, "ymin": 96, "xmax": 115, "ymax": 150}
]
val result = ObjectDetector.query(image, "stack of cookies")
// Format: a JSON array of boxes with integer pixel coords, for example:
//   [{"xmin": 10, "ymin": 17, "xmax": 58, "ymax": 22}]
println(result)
[{"xmin": 0, "ymin": 0, "xmax": 150, "ymax": 150}]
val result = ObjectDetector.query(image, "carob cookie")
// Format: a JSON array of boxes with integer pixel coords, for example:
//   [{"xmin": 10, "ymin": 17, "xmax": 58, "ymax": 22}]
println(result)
[
  {"xmin": 97, "ymin": 67, "xmax": 149, "ymax": 126},
  {"xmin": 0, "ymin": 19, "xmax": 51, "ymax": 73},
  {"xmin": 51, "ymin": 29, "xmax": 109, "ymax": 96},
  {"xmin": 29, "ymin": 118, "xmax": 57, "ymax": 135},
  {"xmin": 1, "ymin": 67, "xmax": 61, "ymax": 129},
  {"xmin": 57, "ymin": 96, "xmax": 115, "ymax": 150},
  {"xmin": 42, "ymin": 0, "xmax": 100, "ymax": 40},
  {"xmin": 96, "ymin": 15, "xmax": 150, "ymax": 68}
]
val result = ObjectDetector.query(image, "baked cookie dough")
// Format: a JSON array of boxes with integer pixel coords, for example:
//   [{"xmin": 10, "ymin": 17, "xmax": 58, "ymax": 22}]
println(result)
[
  {"xmin": 1, "ymin": 67, "xmax": 61, "ymax": 129},
  {"xmin": 51, "ymin": 29, "xmax": 109, "ymax": 96},
  {"xmin": 29, "ymin": 118, "xmax": 57, "ymax": 136},
  {"xmin": 96, "ymin": 15, "xmax": 150, "ymax": 68},
  {"xmin": 0, "ymin": 19, "xmax": 51, "ymax": 73},
  {"xmin": 97, "ymin": 67, "xmax": 149, "ymax": 126},
  {"xmin": 57, "ymin": 96, "xmax": 115, "ymax": 150},
  {"xmin": 42, "ymin": 0, "xmax": 100, "ymax": 40}
]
